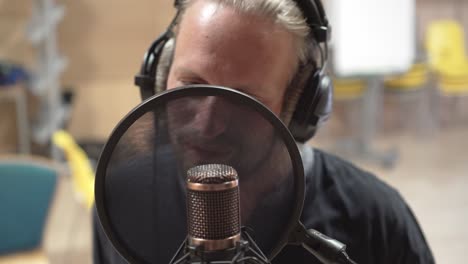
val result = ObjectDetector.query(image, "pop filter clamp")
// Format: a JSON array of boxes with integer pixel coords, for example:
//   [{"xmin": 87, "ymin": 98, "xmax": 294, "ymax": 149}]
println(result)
[{"xmin": 289, "ymin": 223, "xmax": 357, "ymax": 264}]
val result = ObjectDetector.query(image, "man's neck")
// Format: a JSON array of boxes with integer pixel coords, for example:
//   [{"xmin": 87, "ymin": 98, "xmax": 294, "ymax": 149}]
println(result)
[{"xmin": 297, "ymin": 142, "xmax": 314, "ymax": 177}]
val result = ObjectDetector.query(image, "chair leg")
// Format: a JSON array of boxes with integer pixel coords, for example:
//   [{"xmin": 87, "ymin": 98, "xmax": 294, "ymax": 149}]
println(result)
[{"xmin": 415, "ymin": 87, "xmax": 436, "ymax": 138}]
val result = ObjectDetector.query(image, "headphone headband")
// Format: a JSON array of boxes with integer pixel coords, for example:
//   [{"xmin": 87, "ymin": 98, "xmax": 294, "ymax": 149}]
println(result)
[{"xmin": 293, "ymin": 0, "xmax": 330, "ymax": 43}]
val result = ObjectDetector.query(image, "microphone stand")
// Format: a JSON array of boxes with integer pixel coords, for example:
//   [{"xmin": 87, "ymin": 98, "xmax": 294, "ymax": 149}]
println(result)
[{"xmin": 288, "ymin": 222, "xmax": 358, "ymax": 264}]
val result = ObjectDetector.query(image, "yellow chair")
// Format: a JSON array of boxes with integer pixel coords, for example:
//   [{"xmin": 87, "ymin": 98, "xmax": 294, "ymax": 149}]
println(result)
[
  {"xmin": 383, "ymin": 63, "xmax": 434, "ymax": 136},
  {"xmin": 328, "ymin": 78, "xmax": 399, "ymax": 168},
  {"xmin": 438, "ymin": 74, "xmax": 468, "ymax": 95},
  {"xmin": 425, "ymin": 20, "xmax": 468, "ymax": 126},
  {"xmin": 384, "ymin": 63, "xmax": 429, "ymax": 91},
  {"xmin": 333, "ymin": 78, "xmax": 366, "ymax": 100},
  {"xmin": 52, "ymin": 130, "xmax": 95, "ymax": 210},
  {"xmin": 327, "ymin": 78, "xmax": 366, "ymax": 139},
  {"xmin": 426, "ymin": 20, "xmax": 468, "ymax": 96}
]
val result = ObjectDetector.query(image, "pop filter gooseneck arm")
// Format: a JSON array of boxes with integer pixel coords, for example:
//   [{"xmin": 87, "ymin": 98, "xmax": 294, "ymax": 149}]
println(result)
[{"xmin": 289, "ymin": 222, "xmax": 358, "ymax": 264}]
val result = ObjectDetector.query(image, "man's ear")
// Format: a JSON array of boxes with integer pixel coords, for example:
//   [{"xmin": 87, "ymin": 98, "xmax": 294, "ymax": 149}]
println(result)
[{"xmin": 155, "ymin": 38, "xmax": 176, "ymax": 93}]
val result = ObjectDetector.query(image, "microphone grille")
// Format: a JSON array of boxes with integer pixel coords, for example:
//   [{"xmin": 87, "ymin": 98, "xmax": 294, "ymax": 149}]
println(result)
[
  {"xmin": 187, "ymin": 164, "xmax": 238, "ymax": 183},
  {"xmin": 187, "ymin": 187, "xmax": 240, "ymax": 240}
]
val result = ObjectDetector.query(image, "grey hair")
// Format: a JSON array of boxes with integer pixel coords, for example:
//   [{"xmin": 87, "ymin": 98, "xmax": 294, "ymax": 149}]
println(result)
[{"xmin": 177, "ymin": 0, "xmax": 311, "ymax": 64}]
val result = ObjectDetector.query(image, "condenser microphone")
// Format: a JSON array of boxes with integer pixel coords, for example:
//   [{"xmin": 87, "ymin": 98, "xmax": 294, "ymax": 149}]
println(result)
[
  {"xmin": 186, "ymin": 164, "xmax": 241, "ymax": 252},
  {"xmin": 170, "ymin": 164, "xmax": 270, "ymax": 264}
]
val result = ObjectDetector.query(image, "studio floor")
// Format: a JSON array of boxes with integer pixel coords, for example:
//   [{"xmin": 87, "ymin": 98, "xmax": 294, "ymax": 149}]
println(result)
[{"xmin": 42, "ymin": 125, "xmax": 468, "ymax": 264}]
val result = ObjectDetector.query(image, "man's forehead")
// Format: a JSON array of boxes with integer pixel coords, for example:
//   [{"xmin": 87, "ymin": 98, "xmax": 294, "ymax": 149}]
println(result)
[
  {"xmin": 179, "ymin": 0, "xmax": 283, "ymax": 38},
  {"xmin": 175, "ymin": 0, "xmax": 297, "ymax": 63}
]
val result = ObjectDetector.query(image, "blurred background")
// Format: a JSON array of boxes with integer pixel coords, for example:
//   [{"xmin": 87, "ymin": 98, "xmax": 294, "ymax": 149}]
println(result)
[{"xmin": 0, "ymin": 0, "xmax": 466, "ymax": 263}]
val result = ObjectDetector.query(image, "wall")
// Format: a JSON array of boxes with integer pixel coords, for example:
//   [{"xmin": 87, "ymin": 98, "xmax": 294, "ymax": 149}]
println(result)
[
  {"xmin": 59, "ymin": 0, "xmax": 176, "ymax": 140},
  {"xmin": 1, "ymin": 0, "xmax": 175, "ymax": 142}
]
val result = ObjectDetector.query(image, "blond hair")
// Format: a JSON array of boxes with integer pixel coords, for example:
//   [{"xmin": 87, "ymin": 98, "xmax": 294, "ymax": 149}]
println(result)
[{"xmin": 177, "ymin": 0, "xmax": 311, "ymax": 64}]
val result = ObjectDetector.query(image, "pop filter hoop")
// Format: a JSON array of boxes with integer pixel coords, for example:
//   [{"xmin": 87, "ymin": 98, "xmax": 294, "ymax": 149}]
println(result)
[{"xmin": 95, "ymin": 85, "xmax": 305, "ymax": 263}]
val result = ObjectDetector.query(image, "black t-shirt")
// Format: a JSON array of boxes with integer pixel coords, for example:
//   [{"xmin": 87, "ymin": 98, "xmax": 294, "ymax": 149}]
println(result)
[
  {"xmin": 92, "ymin": 147, "xmax": 435, "ymax": 264},
  {"xmin": 274, "ymin": 147, "xmax": 435, "ymax": 264}
]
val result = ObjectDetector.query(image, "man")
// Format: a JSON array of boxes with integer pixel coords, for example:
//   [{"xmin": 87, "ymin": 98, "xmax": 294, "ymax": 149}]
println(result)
[{"xmin": 93, "ymin": 0, "xmax": 435, "ymax": 263}]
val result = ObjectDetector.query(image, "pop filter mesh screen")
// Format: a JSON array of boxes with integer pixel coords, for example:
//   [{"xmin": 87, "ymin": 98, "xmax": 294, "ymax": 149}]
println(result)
[{"xmin": 96, "ymin": 86, "xmax": 303, "ymax": 263}]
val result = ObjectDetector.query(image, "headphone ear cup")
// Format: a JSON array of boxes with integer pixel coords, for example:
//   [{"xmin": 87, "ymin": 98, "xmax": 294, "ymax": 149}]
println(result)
[
  {"xmin": 154, "ymin": 38, "xmax": 175, "ymax": 94},
  {"xmin": 289, "ymin": 71, "xmax": 333, "ymax": 142},
  {"xmin": 135, "ymin": 32, "xmax": 171, "ymax": 101},
  {"xmin": 313, "ymin": 73, "xmax": 333, "ymax": 126}
]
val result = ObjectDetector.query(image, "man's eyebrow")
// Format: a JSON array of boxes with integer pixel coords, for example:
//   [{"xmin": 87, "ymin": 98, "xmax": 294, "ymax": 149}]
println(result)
[
  {"xmin": 173, "ymin": 66, "xmax": 209, "ymax": 84},
  {"xmin": 173, "ymin": 67, "xmax": 265, "ymax": 100}
]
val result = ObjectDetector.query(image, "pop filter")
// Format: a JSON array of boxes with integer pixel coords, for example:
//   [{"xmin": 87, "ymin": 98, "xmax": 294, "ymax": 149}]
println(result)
[{"xmin": 94, "ymin": 85, "xmax": 305, "ymax": 263}]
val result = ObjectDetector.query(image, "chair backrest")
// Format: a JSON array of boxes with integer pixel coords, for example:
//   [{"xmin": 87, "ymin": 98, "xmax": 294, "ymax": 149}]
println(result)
[
  {"xmin": 384, "ymin": 63, "xmax": 429, "ymax": 90},
  {"xmin": 0, "ymin": 157, "xmax": 58, "ymax": 255},
  {"xmin": 426, "ymin": 20, "xmax": 467, "ymax": 74},
  {"xmin": 333, "ymin": 78, "xmax": 366, "ymax": 100},
  {"xmin": 52, "ymin": 130, "xmax": 95, "ymax": 209}
]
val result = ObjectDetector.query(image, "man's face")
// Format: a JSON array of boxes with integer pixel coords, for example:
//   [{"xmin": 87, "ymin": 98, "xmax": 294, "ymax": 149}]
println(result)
[
  {"xmin": 165, "ymin": 0, "xmax": 297, "ymax": 174},
  {"xmin": 167, "ymin": 0, "xmax": 297, "ymax": 113}
]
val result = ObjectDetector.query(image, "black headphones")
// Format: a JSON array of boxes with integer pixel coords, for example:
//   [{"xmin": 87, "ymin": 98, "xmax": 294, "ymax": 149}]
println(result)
[{"xmin": 135, "ymin": 0, "xmax": 333, "ymax": 143}]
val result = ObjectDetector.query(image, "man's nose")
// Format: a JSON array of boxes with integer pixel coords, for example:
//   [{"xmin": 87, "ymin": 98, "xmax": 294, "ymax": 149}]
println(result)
[{"xmin": 193, "ymin": 96, "xmax": 230, "ymax": 139}]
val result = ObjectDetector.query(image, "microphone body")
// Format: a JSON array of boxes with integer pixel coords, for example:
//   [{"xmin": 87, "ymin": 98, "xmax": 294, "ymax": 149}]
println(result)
[{"xmin": 186, "ymin": 164, "xmax": 241, "ymax": 252}]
